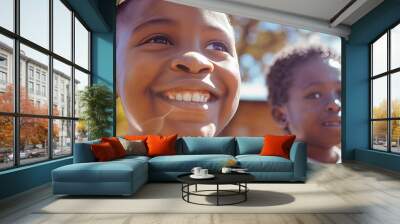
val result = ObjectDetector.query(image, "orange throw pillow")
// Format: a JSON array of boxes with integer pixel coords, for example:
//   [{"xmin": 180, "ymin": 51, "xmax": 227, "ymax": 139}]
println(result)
[
  {"xmin": 260, "ymin": 135, "xmax": 296, "ymax": 159},
  {"xmin": 91, "ymin": 142, "xmax": 117, "ymax": 161},
  {"xmin": 146, "ymin": 134, "xmax": 178, "ymax": 157},
  {"xmin": 101, "ymin": 137, "xmax": 127, "ymax": 158}
]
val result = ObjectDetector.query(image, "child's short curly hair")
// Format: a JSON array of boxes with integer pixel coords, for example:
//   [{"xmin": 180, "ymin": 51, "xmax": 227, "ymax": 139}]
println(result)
[{"xmin": 266, "ymin": 46, "xmax": 340, "ymax": 106}]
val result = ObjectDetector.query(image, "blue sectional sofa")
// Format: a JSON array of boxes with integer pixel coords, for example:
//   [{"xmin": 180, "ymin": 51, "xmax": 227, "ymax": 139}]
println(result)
[{"xmin": 52, "ymin": 137, "xmax": 307, "ymax": 196}]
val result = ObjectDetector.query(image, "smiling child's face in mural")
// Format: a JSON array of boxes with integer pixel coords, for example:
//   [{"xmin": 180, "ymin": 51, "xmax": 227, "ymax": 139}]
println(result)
[
  {"xmin": 116, "ymin": 0, "xmax": 241, "ymax": 136},
  {"xmin": 285, "ymin": 57, "xmax": 341, "ymax": 147},
  {"xmin": 273, "ymin": 56, "xmax": 341, "ymax": 149}
]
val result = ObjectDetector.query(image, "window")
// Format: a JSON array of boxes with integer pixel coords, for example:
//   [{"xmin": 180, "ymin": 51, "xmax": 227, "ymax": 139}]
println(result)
[
  {"xmin": 42, "ymin": 85, "xmax": 46, "ymax": 97},
  {"xmin": 20, "ymin": 0, "xmax": 49, "ymax": 49},
  {"xmin": 0, "ymin": 0, "xmax": 91, "ymax": 170},
  {"xmin": 28, "ymin": 67, "xmax": 34, "ymax": 80},
  {"xmin": 0, "ymin": 71, "xmax": 6, "ymax": 85},
  {"xmin": 0, "ymin": 54, "xmax": 7, "ymax": 86},
  {"xmin": 0, "ymin": 0, "xmax": 14, "ymax": 32},
  {"xmin": 371, "ymin": 23, "xmax": 400, "ymax": 154},
  {"xmin": 36, "ymin": 83, "xmax": 40, "ymax": 95},
  {"xmin": 28, "ymin": 81, "xmax": 34, "ymax": 94},
  {"xmin": 35, "ymin": 70, "xmax": 40, "ymax": 81},
  {"xmin": 0, "ymin": 34, "xmax": 13, "ymax": 113},
  {"xmin": 0, "ymin": 55, "xmax": 7, "ymax": 67},
  {"xmin": 75, "ymin": 17, "xmax": 90, "ymax": 70}
]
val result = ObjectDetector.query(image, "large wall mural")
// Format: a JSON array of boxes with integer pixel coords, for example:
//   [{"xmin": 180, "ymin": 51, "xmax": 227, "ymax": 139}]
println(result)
[{"xmin": 116, "ymin": 0, "xmax": 341, "ymax": 163}]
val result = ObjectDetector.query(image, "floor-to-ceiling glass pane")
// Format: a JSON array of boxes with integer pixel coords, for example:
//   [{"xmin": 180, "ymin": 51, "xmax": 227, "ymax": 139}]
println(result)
[
  {"xmin": 74, "ymin": 17, "xmax": 89, "ymax": 70},
  {"xmin": 391, "ymin": 72, "xmax": 400, "ymax": 118},
  {"xmin": 53, "ymin": 59, "xmax": 72, "ymax": 117},
  {"xmin": 372, "ymin": 76, "xmax": 387, "ymax": 119},
  {"xmin": 75, "ymin": 120, "xmax": 88, "ymax": 143},
  {"xmin": 20, "ymin": 44, "xmax": 49, "ymax": 115},
  {"xmin": 391, "ymin": 120, "xmax": 400, "ymax": 153},
  {"xmin": 0, "ymin": 116, "xmax": 13, "ymax": 170},
  {"xmin": 0, "ymin": 34, "xmax": 14, "ymax": 112},
  {"xmin": 53, "ymin": 0, "xmax": 72, "ymax": 60},
  {"xmin": 20, "ymin": 117, "xmax": 49, "ymax": 165},
  {"xmin": 53, "ymin": 119, "xmax": 72, "ymax": 158},
  {"xmin": 372, "ymin": 121, "xmax": 388, "ymax": 151},
  {"xmin": 391, "ymin": 24, "xmax": 400, "ymax": 70},
  {"xmin": 20, "ymin": 0, "xmax": 49, "ymax": 49},
  {"xmin": 372, "ymin": 33, "xmax": 387, "ymax": 76},
  {"xmin": 74, "ymin": 69, "xmax": 89, "ymax": 118},
  {"xmin": 0, "ymin": 0, "xmax": 14, "ymax": 32}
]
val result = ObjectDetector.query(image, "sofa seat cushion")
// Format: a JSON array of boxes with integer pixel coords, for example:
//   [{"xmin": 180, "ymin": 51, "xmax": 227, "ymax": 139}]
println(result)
[
  {"xmin": 149, "ymin": 155, "xmax": 235, "ymax": 172},
  {"xmin": 53, "ymin": 159, "xmax": 147, "ymax": 183},
  {"xmin": 236, "ymin": 155, "xmax": 293, "ymax": 172},
  {"xmin": 117, "ymin": 155, "xmax": 150, "ymax": 162}
]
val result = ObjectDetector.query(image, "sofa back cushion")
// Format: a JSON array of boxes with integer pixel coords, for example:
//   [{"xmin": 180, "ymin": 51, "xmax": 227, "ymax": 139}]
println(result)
[
  {"xmin": 73, "ymin": 139, "xmax": 100, "ymax": 163},
  {"xmin": 235, "ymin": 137, "xmax": 264, "ymax": 155},
  {"xmin": 178, "ymin": 137, "xmax": 235, "ymax": 155}
]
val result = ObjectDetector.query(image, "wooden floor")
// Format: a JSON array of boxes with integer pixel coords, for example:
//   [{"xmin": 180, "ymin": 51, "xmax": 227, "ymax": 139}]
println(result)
[{"xmin": 1, "ymin": 162, "xmax": 400, "ymax": 224}]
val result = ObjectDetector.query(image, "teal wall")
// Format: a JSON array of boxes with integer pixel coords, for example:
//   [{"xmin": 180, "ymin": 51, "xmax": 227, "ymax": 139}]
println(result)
[
  {"xmin": 343, "ymin": 0, "xmax": 400, "ymax": 170},
  {"xmin": 0, "ymin": 158, "xmax": 72, "ymax": 199},
  {"xmin": 0, "ymin": 0, "xmax": 115, "ymax": 200}
]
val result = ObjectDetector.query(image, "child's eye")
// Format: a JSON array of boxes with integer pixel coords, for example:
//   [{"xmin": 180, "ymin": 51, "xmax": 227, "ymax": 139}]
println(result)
[
  {"xmin": 143, "ymin": 35, "xmax": 173, "ymax": 45},
  {"xmin": 305, "ymin": 92, "xmax": 321, "ymax": 99},
  {"xmin": 206, "ymin": 41, "xmax": 229, "ymax": 53}
]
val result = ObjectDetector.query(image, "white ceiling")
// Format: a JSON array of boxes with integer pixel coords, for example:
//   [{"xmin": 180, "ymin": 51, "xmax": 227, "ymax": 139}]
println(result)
[
  {"xmin": 167, "ymin": 0, "xmax": 384, "ymax": 38},
  {"xmin": 227, "ymin": 0, "xmax": 352, "ymax": 22}
]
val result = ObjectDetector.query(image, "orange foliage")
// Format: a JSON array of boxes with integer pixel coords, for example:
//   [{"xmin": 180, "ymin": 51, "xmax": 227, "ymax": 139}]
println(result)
[{"xmin": 0, "ymin": 84, "xmax": 60, "ymax": 149}]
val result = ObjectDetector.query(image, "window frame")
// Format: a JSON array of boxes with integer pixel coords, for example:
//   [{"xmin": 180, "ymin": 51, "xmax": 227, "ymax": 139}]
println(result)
[
  {"xmin": 370, "ymin": 21, "xmax": 400, "ymax": 154},
  {"xmin": 0, "ymin": 0, "xmax": 92, "ymax": 171}
]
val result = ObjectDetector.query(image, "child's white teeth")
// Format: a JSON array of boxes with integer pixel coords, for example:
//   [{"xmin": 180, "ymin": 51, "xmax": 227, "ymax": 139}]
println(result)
[
  {"xmin": 183, "ymin": 92, "xmax": 191, "ymax": 101},
  {"xmin": 176, "ymin": 93, "xmax": 183, "ymax": 101},
  {"xmin": 164, "ymin": 91, "xmax": 211, "ymax": 103},
  {"xmin": 192, "ymin": 93, "xmax": 200, "ymax": 102}
]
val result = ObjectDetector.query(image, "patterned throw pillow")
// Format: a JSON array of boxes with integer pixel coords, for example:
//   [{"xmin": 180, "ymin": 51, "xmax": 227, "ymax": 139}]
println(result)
[{"xmin": 118, "ymin": 138, "xmax": 147, "ymax": 156}]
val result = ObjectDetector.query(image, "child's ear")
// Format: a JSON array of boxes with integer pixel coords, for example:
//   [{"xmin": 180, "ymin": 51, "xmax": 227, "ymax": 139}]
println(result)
[{"xmin": 271, "ymin": 106, "xmax": 289, "ymax": 130}]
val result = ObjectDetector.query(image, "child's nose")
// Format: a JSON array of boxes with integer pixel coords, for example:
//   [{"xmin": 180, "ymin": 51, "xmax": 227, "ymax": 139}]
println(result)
[
  {"xmin": 171, "ymin": 52, "xmax": 214, "ymax": 74},
  {"xmin": 326, "ymin": 98, "xmax": 341, "ymax": 113}
]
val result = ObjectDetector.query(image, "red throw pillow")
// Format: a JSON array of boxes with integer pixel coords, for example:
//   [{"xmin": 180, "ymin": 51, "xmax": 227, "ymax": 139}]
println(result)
[
  {"xmin": 124, "ymin": 135, "xmax": 147, "ymax": 141},
  {"xmin": 101, "ymin": 137, "xmax": 127, "ymax": 158},
  {"xmin": 260, "ymin": 135, "xmax": 296, "ymax": 159},
  {"xmin": 91, "ymin": 142, "xmax": 117, "ymax": 161},
  {"xmin": 146, "ymin": 134, "xmax": 178, "ymax": 157}
]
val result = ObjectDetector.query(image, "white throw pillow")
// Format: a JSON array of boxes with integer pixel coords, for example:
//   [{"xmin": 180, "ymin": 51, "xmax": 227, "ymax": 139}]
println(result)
[{"xmin": 118, "ymin": 138, "xmax": 147, "ymax": 156}]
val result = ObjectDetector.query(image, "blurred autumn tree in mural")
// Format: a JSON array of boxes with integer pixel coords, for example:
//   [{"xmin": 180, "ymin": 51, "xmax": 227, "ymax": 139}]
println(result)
[
  {"xmin": 229, "ymin": 16, "xmax": 287, "ymax": 83},
  {"xmin": 0, "ymin": 85, "xmax": 59, "ymax": 150}
]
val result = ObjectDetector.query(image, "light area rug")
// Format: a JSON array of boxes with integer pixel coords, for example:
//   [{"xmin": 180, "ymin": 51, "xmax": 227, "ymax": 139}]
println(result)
[{"xmin": 37, "ymin": 183, "xmax": 362, "ymax": 214}]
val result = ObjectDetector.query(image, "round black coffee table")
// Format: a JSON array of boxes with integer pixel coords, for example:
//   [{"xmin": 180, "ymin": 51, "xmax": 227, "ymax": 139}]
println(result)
[{"xmin": 177, "ymin": 173, "xmax": 255, "ymax": 206}]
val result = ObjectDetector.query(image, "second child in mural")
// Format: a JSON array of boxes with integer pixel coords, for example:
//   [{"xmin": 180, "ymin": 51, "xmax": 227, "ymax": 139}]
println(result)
[
  {"xmin": 267, "ymin": 46, "xmax": 342, "ymax": 163},
  {"xmin": 116, "ymin": 0, "xmax": 241, "ymax": 136}
]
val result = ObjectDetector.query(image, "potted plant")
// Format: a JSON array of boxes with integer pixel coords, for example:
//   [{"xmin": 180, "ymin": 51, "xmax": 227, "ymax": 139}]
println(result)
[{"xmin": 79, "ymin": 84, "xmax": 114, "ymax": 140}]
